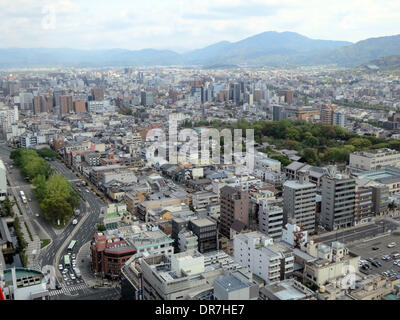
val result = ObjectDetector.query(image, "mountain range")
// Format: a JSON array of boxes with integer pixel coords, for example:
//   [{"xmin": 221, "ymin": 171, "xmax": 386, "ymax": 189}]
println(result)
[{"xmin": 0, "ymin": 31, "xmax": 399, "ymax": 68}]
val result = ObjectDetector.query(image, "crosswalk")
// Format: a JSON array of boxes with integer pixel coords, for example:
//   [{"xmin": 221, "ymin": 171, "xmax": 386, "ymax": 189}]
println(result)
[{"xmin": 48, "ymin": 283, "xmax": 90, "ymax": 297}]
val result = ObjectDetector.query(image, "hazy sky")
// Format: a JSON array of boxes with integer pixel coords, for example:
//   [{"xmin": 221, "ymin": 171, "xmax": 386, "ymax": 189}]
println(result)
[{"xmin": 1, "ymin": 0, "xmax": 399, "ymax": 52}]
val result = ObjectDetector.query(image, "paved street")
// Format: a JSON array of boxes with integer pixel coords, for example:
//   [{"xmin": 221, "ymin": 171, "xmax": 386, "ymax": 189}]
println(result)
[
  {"xmin": 51, "ymin": 287, "xmax": 121, "ymax": 300},
  {"xmin": 315, "ymin": 219, "xmax": 399, "ymax": 245},
  {"xmin": 0, "ymin": 143, "xmax": 108, "ymax": 295}
]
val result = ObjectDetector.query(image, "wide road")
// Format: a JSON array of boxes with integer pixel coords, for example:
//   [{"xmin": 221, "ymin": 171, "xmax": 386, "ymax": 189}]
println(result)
[
  {"xmin": 0, "ymin": 143, "xmax": 106, "ymax": 273},
  {"xmin": 40, "ymin": 159, "xmax": 106, "ymax": 269},
  {"xmin": 0, "ymin": 143, "xmax": 58, "ymax": 242},
  {"xmin": 315, "ymin": 219, "xmax": 398, "ymax": 245}
]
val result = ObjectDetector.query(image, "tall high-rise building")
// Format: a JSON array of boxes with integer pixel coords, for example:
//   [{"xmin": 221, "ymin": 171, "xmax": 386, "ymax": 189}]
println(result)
[
  {"xmin": 354, "ymin": 186, "xmax": 373, "ymax": 224},
  {"xmin": 320, "ymin": 105, "xmax": 337, "ymax": 125},
  {"xmin": 73, "ymin": 100, "xmax": 86, "ymax": 113},
  {"xmin": 44, "ymin": 95, "xmax": 53, "ymax": 113},
  {"xmin": 333, "ymin": 111, "xmax": 347, "ymax": 128},
  {"xmin": 33, "ymin": 95, "xmax": 45, "ymax": 114},
  {"xmin": 60, "ymin": 95, "xmax": 73, "ymax": 115},
  {"xmin": 53, "ymin": 90, "xmax": 63, "ymax": 107},
  {"xmin": 19, "ymin": 92, "xmax": 33, "ymax": 110},
  {"xmin": 283, "ymin": 174, "xmax": 317, "ymax": 233},
  {"xmin": 140, "ymin": 91, "xmax": 153, "ymax": 107},
  {"xmin": 254, "ymin": 89, "xmax": 262, "ymax": 102},
  {"xmin": 219, "ymin": 186, "xmax": 249, "ymax": 238},
  {"xmin": 272, "ymin": 105, "xmax": 284, "ymax": 121},
  {"xmin": 320, "ymin": 171, "xmax": 356, "ymax": 231},
  {"xmin": 92, "ymin": 87, "xmax": 105, "ymax": 101}
]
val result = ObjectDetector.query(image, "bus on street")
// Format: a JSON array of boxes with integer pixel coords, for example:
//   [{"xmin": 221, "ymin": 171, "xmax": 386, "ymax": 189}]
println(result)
[
  {"xmin": 67, "ymin": 240, "xmax": 77, "ymax": 252},
  {"xmin": 64, "ymin": 255, "xmax": 70, "ymax": 268},
  {"xmin": 19, "ymin": 190, "xmax": 27, "ymax": 204}
]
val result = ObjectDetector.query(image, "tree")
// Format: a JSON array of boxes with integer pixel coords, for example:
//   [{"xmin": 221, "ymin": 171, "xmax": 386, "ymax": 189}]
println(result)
[
  {"xmin": 37, "ymin": 148, "xmax": 58, "ymax": 159},
  {"xmin": 324, "ymin": 147, "xmax": 350, "ymax": 163},
  {"xmin": 304, "ymin": 136, "xmax": 319, "ymax": 147},
  {"xmin": 32, "ymin": 174, "xmax": 47, "ymax": 202},
  {"xmin": 348, "ymin": 137, "xmax": 372, "ymax": 150},
  {"xmin": 37, "ymin": 174, "xmax": 80, "ymax": 226},
  {"xmin": 1, "ymin": 196, "xmax": 15, "ymax": 217},
  {"xmin": 270, "ymin": 154, "xmax": 291, "ymax": 166},
  {"xmin": 303, "ymin": 148, "xmax": 319, "ymax": 165}
]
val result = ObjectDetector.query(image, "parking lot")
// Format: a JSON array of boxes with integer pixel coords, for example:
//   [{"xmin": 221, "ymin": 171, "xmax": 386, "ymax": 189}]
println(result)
[{"xmin": 348, "ymin": 233, "xmax": 400, "ymax": 281}]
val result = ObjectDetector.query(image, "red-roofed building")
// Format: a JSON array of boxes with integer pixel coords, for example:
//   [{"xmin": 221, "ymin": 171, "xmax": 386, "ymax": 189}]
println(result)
[{"xmin": 91, "ymin": 233, "xmax": 136, "ymax": 279}]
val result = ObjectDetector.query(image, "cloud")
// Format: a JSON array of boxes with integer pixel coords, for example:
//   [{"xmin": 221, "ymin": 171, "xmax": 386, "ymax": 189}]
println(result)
[{"xmin": 0, "ymin": 0, "xmax": 398, "ymax": 51}]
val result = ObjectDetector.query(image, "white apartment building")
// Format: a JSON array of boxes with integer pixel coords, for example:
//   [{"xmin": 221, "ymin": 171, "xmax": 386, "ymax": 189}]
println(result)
[
  {"xmin": 234, "ymin": 232, "xmax": 294, "ymax": 284},
  {"xmin": 192, "ymin": 191, "xmax": 219, "ymax": 210},
  {"xmin": 349, "ymin": 148, "xmax": 400, "ymax": 172},
  {"xmin": 258, "ymin": 199, "xmax": 283, "ymax": 239}
]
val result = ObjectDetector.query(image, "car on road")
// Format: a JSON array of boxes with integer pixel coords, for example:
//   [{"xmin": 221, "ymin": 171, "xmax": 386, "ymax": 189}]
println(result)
[
  {"xmin": 58, "ymin": 264, "xmax": 63, "ymax": 270},
  {"xmin": 72, "ymin": 254, "xmax": 76, "ymax": 259},
  {"xmin": 62, "ymin": 269, "xmax": 68, "ymax": 274},
  {"xmin": 63, "ymin": 275, "xmax": 68, "ymax": 281},
  {"xmin": 372, "ymin": 247, "xmax": 379, "ymax": 250},
  {"xmin": 35, "ymin": 213, "xmax": 39, "ymax": 217},
  {"xmin": 70, "ymin": 273, "xmax": 76, "ymax": 280}
]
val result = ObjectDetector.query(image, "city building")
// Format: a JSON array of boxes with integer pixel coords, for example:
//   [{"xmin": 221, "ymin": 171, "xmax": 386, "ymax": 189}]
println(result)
[
  {"xmin": 233, "ymin": 231, "xmax": 294, "ymax": 284},
  {"xmin": 258, "ymin": 199, "xmax": 284, "ymax": 239},
  {"xmin": 303, "ymin": 241, "xmax": 360, "ymax": 287},
  {"xmin": 320, "ymin": 171, "xmax": 356, "ymax": 231},
  {"xmin": 91, "ymin": 233, "xmax": 137, "ymax": 279},
  {"xmin": 349, "ymin": 148, "xmax": 400, "ymax": 172},
  {"xmin": 213, "ymin": 270, "xmax": 259, "ymax": 300},
  {"xmin": 283, "ymin": 174, "xmax": 317, "ymax": 233},
  {"xmin": 219, "ymin": 186, "xmax": 250, "ymax": 239},
  {"xmin": 120, "ymin": 250, "xmax": 247, "ymax": 300},
  {"xmin": 0, "ymin": 267, "xmax": 49, "ymax": 300},
  {"xmin": 60, "ymin": 95, "xmax": 73, "ymax": 115},
  {"xmin": 260, "ymin": 278, "xmax": 316, "ymax": 300},
  {"xmin": 354, "ymin": 186, "xmax": 373, "ymax": 224}
]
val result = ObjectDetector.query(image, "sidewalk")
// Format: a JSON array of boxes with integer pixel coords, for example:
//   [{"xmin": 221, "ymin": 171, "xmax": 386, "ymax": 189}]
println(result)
[
  {"xmin": 77, "ymin": 241, "xmax": 120, "ymax": 289},
  {"xmin": 76, "ymin": 241, "xmax": 97, "ymax": 287},
  {"xmin": 12, "ymin": 202, "xmax": 41, "ymax": 270}
]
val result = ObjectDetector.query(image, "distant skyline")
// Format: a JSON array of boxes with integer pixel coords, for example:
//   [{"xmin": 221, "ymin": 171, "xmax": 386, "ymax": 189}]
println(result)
[{"xmin": 1, "ymin": 0, "xmax": 399, "ymax": 52}]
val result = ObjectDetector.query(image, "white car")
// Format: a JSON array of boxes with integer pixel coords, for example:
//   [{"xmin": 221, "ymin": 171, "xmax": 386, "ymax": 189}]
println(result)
[
  {"xmin": 63, "ymin": 275, "xmax": 68, "ymax": 281},
  {"xmin": 58, "ymin": 264, "xmax": 63, "ymax": 270},
  {"xmin": 72, "ymin": 254, "xmax": 76, "ymax": 259},
  {"xmin": 388, "ymin": 242, "xmax": 397, "ymax": 248}
]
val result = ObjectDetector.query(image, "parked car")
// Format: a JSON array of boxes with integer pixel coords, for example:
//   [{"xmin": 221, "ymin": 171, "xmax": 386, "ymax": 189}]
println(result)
[
  {"xmin": 388, "ymin": 242, "xmax": 397, "ymax": 248},
  {"xmin": 371, "ymin": 261, "xmax": 379, "ymax": 268},
  {"xmin": 58, "ymin": 264, "xmax": 63, "ymax": 270},
  {"xmin": 372, "ymin": 247, "xmax": 379, "ymax": 250}
]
